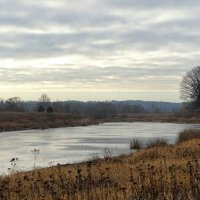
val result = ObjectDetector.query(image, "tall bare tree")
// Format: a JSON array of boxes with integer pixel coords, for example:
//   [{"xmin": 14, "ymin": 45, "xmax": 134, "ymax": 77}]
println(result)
[
  {"xmin": 5, "ymin": 97, "xmax": 23, "ymax": 111},
  {"xmin": 38, "ymin": 94, "xmax": 51, "ymax": 112},
  {"xmin": 180, "ymin": 66, "xmax": 200, "ymax": 108}
]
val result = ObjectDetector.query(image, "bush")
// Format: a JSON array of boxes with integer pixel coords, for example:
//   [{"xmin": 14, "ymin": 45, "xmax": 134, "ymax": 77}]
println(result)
[
  {"xmin": 146, "ymin": 138, "xmax": 168, "ymax": 149},
  {"xmin": 38, "ymin": 105, "xmax": 45, "ymax": 112},
  {"xmin": 130, "ymin": 138, "xmax": 143, "ymax": 149},
  {"xmin": 176, "ymin": 129, "xmax": 200, "ymax": 144}
]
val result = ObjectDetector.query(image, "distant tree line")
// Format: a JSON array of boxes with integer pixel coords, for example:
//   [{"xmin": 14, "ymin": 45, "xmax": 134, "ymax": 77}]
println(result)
[
  {"xmin": 3, "ymin": 67, "xmax": 200, "ymax": 117},
  {"xmin": 0, "ymin": 94, "xmax": 182, "ymax": 118}
]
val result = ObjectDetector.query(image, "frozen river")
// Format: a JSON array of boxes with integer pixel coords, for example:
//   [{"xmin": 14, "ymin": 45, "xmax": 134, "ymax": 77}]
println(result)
[{"xmin": 1, "ymin": 122, "xmax": 200, "ymax": 175}]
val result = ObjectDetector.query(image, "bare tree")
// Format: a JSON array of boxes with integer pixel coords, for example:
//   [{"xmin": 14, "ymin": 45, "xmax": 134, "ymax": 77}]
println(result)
[
  {"xmin": 38, "ymin": 94, "xmax": 50, "ymax": 103},
  {"xmin": 180, "ymin": 66, "xmax": 200, "ymax": 108},
  {"xmin": 5, "ymin": 97, "xmax": 24, "ymax": 111},
  {"xmin": 38, "ymin": 94, "xmax": 51, "ymax": 112}
]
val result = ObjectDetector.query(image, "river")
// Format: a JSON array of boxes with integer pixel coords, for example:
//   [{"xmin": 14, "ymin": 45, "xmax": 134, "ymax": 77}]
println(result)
[{"xmin": 1, "ymin": 122, "xmax": 200, "ymax": 175}]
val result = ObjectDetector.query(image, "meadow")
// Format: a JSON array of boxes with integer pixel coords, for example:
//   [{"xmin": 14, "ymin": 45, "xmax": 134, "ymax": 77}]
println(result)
[
  {"xmin": 0, "ymin": 112, "xmax": 97, "ymax": 132},
  {"xmin": 1, "ymin": 130, "xmax": 200, "ymax": 200}
]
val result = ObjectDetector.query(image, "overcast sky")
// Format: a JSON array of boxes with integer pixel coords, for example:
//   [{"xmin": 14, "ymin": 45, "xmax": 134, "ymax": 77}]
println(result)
[{"xmin": 0, "ymin": 0, "xmax": 199, "ymax": 102}]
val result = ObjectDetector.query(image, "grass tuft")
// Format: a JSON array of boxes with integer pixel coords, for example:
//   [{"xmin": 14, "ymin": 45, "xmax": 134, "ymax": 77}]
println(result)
[
  {"xmin": 176, "ymin": 129, "xmax": 200, "ymax": 144},
  {"xmin": 130, "ymin": 138, "xmax": 143, "ymax": 149},
  {"xmin": 146, "ymin": 138, "xmax": 168, "ymax": 149}
]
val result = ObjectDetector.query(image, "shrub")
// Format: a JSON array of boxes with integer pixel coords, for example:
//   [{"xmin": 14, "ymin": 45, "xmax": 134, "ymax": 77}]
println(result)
[
  {"xmin": 130, "ymin": 138, "xmax": 143, "ymax": 149},
  {"xmin": 38, "ymin": 105, "xmax": 45, "ymax": 112},
  {"xmin": 146, "ymin": 138, "xmax": 168, "ymax": 149},
  {"xmin": 176, "ymin": 129, "xmax": 200, "ymax": 144}
]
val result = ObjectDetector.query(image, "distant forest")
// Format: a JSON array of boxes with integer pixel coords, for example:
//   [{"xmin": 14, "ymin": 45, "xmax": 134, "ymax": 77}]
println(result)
[{"xmin": 0, "ymin": 96, "xmax": 182, "ymax": 118}]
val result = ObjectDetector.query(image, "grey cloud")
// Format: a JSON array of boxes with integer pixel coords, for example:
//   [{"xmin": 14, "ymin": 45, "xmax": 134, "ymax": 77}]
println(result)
[
  {"xmin": 1, "ymin": 27, "xmax": 200, "ymax": 59},
  {"xmin": 0, "ymin": 66, "xmax": 181, "ymax": 85},
  {"xmin": 0, "ymin": 0, "xmax": 126, "ymax": 28},
  {"xmin": 0, "ymin": 0, "xmax": 199, "ymax": 59},
  {"xmin": 0, "ymin": 0, "xmax": 200, "ymax": 98},
  {"xmin": 150, "ymin": 18, "xmax": 200, "ymax": 38},
  {"xmin": 103, "ymin": 0, "xmax": 199, "ymax": 9}
]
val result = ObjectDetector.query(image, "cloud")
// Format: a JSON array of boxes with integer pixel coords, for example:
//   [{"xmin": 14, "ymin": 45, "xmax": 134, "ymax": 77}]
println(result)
[
  {"xmin": 103, "ymin": 0, "xmax": 198, "ymax": 10},
  {"xmin": 0, "ymin": 0, "xmax": 199, "ymax": 101},
  {"xmin": 0, "ymin": 66, "xmax": 182, "ymax": 93}
]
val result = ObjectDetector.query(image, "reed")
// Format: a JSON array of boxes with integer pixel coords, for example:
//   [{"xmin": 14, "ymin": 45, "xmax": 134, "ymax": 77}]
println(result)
[
  {"xmin": 145, "ymin": 138, "xmax": 168, "ymax": 149},
  {"xmin": 176, "ymin": 129, "xmax": 200, "ymax": 144},
  {"xmin": 130, "ymin": 138, "xmax": 143, "ymax": 149}
]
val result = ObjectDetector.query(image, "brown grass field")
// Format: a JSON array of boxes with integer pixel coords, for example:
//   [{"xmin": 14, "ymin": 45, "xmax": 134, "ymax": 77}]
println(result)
[
  {"xmin": 0, "ymin": 112, "xmax": 97, "ymax": 132},
  {"xmin": 1, "ymin": 130, "xmax": 200, "ymax": 200},
  {"xmin": 106, "ymin": 112, "xmax": 200, "ymax": 124}
]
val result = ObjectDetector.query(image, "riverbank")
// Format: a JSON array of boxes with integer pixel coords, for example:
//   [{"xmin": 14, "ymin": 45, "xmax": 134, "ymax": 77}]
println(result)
[
  {"xmin": 0, "ymin": 112, "xmax": 200, "ymax": 132},
  {"xmin": 0, "ymin": 112, "xmax": 98, "ymax": 132},
  {"xmin": 1, "ymin": 131, "xmax": 200, "ymax": 199},
  {"xmin": 104, "ymin": 113, "xmax": 200, "ymax": 124}
]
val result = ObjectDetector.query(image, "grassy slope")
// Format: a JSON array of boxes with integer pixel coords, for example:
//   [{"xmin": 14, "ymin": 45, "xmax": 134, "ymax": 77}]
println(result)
[{"xmin": 1, "ymin": 138, "xmax": 200, "ymax": 200}]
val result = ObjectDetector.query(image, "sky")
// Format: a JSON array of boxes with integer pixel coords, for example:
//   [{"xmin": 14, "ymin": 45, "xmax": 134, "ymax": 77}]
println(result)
[{"xmin": 0, "ymin": 0, "xmax": 200, "ymax": 102}]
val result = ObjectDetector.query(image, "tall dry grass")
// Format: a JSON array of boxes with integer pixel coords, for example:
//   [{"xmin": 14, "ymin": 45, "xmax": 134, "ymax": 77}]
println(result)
[
  {"xmin": 130, "ymin": 137, "xmax": 168, "ymax": 150},
  {"xmin": 130, "ymin": 138, "xmax": 143, "ymax": 149},
  {"xmin": 145, "ymin": 138, "xmax": 168, "ymax": 149},
  {"xmin": 1, "ymin": 131, "xmax": 200, "ymax": 199},
  {"xmin": 176, "ymin": 129, "xmax": 200, "ymax": 144}
]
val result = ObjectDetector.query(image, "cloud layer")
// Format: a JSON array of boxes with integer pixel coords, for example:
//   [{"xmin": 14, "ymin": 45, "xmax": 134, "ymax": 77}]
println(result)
[{"xmin": 0, "ymin": 0, "xmax": 200, "ymax": 101}]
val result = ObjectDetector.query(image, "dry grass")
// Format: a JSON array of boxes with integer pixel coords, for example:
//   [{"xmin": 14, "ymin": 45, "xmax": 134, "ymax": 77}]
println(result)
[
  {"xmin": 130, "ymin": 138, "xmax": 168, "ymax": 150},
  {"xmin": 145, "ymin": 138, "xmax": 169, "ymax": 149},
  {"xmin": 130, "ymin": 138, "xmax": 143, "ymax": 149},
  {"xmin": 0, "ymin": 112, "xmax": 97, "ymax": 132},
  {"xmin": 176, "ymin": 129, "xmax": 200, "ymax": 144},
  {"xmin": 105, "ymin": 113, "xmax": 200, "ymax": 123},
  {"xmin": 1, "ymin": 134, "xmax": 200, "ymax": 199}
]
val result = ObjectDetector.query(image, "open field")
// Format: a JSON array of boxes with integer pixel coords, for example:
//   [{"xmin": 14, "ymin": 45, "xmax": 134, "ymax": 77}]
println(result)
[
  {"xmin": 0, "ymin": 112, "xmax": 97, "ymax": 132},
  {"xmin": 105, "ymin": 113, "xmax": 200, "ymax": 124},
  {"xmin": 1, "ymin": 130, "xmax": 200, "ymax": 200},
  {"xmin": 0, "ymin": 112, "xmax": 200, "ymax": 132}
]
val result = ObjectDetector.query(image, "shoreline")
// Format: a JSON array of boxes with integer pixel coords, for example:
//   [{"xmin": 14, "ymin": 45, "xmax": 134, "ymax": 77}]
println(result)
[
  {"xmin": 0, "ymin": 112, "xmax": 200, "ymax": 132},
  {"xmin": 0, "ymin": 112, "xmax": 99, "ymax": 132}
]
